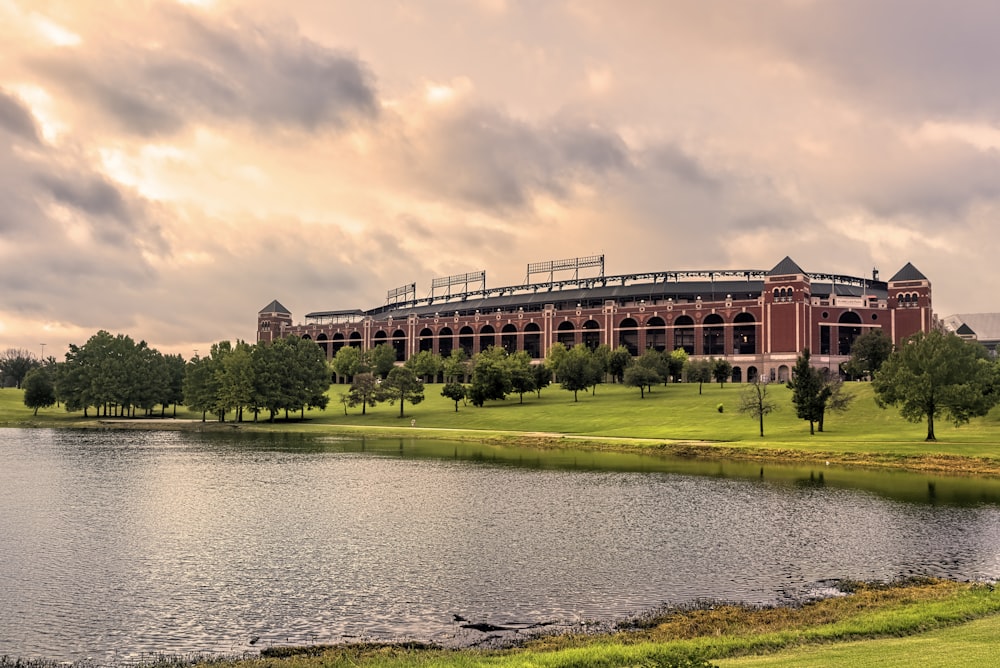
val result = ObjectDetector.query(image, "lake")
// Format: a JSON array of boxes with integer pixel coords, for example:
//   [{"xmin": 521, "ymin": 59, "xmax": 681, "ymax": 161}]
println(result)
[{"xmin": 2, "ymin": 428, "xmax": 1000, "ymax": 663}]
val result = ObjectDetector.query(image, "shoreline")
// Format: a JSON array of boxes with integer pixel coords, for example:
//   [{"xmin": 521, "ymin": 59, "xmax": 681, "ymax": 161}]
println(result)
[{"xmin": 28, "ymin": 416, "xmax": 1000, "ymax": 479}]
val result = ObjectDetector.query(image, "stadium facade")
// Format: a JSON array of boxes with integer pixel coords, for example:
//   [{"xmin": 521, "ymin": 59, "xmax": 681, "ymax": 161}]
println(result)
[{"xmin": 257, "ymin": 256, "xmax": 933, "ymax": 383}]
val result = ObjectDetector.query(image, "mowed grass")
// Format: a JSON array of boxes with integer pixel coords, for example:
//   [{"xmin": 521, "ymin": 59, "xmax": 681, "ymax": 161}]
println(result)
[{"xmin": 5, "ymin": 379, "xmax": 1000, "ymax": 467}]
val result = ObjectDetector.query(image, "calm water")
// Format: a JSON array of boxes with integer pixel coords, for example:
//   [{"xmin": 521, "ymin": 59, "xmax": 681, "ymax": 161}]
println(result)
[{"xmin": 3, "ymin": 428, "xmax": 1000, "ymax": 663}]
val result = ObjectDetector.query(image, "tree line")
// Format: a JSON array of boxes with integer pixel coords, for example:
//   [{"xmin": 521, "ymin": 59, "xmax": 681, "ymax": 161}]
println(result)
[
  {"xmin": 14, "ymin": 331, "xmax": 330, "ymax": 422},
  {"xmin": 11, "ymin": 325, "xmax": 1000, "ymax": 441}
]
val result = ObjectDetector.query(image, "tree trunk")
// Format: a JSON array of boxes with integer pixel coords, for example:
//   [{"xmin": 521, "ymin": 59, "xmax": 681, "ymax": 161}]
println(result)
[
  {"xmin": 927, "ymin": 412, "xmax": 936, "ymax": 441},
  {"xmin": 759, "ymin": 414, "xmax": 764, "ymax": 437}
]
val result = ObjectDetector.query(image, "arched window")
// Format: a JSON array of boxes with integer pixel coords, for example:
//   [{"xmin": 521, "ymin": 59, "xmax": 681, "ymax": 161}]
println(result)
[
  {"xmin": 459, "ymin": 326, "xmax": 475, "ymax": 357},
  {"xmin": 733, "ymin": 312, "xmax": 756, "ymax": 354},
  {"xmin": 747, "ymin": 366, "xmax": 758, "ymax": 383},
  {"xmin": 439, "ymin": 327, "xmax": 454, "ymax": 357},
  {"xmin": 332, "ymin": 332, "xmax": 345, "ymax": 354},
  {"xmin": 703, "ymin": 314, "xmax": 724, "ymax": 356},
  {"xmin": 674, "ymin": 315, "xmax": 695, "ymax": 354},
  {"xmin": 418, "ymin": 328, "xmax": 434, "ymax": 353},
  {"xmin": 557, "ymin": 320, "xmax": 576, "ymax": 348},
  {"xmin": 479, "ymin": 324, "xmax": 496, "ymax": 352},
  {"xmin": 524, "ymin": 322, "xmax": 541, "ymax": 358},
  {"xmin": 391, "ymin": 329, "xmax": 406, "ymax": 361},
  {"xmin": 838, "ymin": 312, "xmax": 863, "ymax": 355},
  {"xmin": 731, "ymin": 366, "xmax": 743, "ymax": 383},
  {"xmin": 646, "ymin": 316, "xmax": 666, "ymax": 352},
  {"xmin": 582, "ymin": 319, "xmax": 601, "ymax": 350},
  {"xmin": 316, "ymin": 333, "xmax": 330, "ymax": 358},
  {"xmin": 618, "ymin": 317, "xmax": 639, "ymax": 355},
  {"xmin": 501, "ymin": 324, "xmax": 518, "ymax": 353},
  {"xmin": 349, "ymin": 331, "xmax": 362, "ymax": 349},
  {"xmin": 373, "ymin": 330, "xmax": 388, "ymax": 347}
]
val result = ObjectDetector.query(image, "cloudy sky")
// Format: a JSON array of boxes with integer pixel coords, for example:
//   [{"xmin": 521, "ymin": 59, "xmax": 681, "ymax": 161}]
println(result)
[{"xmin": 2, "ymin": 0, "xmax": 998, "ymax": 358}]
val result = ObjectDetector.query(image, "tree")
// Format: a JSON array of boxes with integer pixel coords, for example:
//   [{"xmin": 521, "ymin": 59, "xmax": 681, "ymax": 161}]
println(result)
[
  {"xmin": 443, "ymin": 348, "xmax": 470, "ymax": 383},
  {"xmin": 711, "ymin": 358, "xmax": 733, "ymax": 388},
  {"xmin": 332, "ymin": 346, "xmax": 363, "ymax": 382},
  {"xmin": 844, "ymin": 329, "xmax": 893, "ymax": 379},
  {"xmin": 636, "ymin": 349, "xmax": 668, "ymax": 389},
  {"xmin": 686, "ymin": 358, "xmax": 712, "ymax": 395},
  {"xmin": 163, "ymin": 354, "xmax": 187, "ymax": 417},
  {"xmin": 0, "ymin": 348, "xmax": 39, "ymax": 389},
  {"xmin": 469, "ymin": 346, "xmax": 512, "ymax": 406},
  {"xmin": 545, "ymin": 342, "xmax": 569, "ymax": 380},
  {"xmin": 738, "ymin": 378, "xmax": 777, "ymax": 437},
  {"xmin": 817, "ymin": 375, "xmax": 854, "ymax": 433},
  {"xmin": 383, "ymin": 366, "xmax": 424, "ymax": 418},
  {"xmin": 366, "ymin": 343, "xmax": 397, "ymax": 379},
  {"xmin": 441, "ymin": 382, "xmax": 467, "ymax": 411},
  {"xmin": 872, "ymin": 330, "xmax": 1000, "ymax": 441},
  {"xmin": 607, "ymin": 345, "xmax": 633, "ymax": 384},
  {"xmin": 183, "ymin": 354, "xmax": 219, "ymax": 422},
  {"xmin": 531, "ymin": 362, "xmax": 552, "ymax": 397},
  {"xmin": 346, "ymin": 372, "xmax": 382, "ymax": 415},
  {"xmin": 787, "ymin": 349, "xmax": 826, "ymax": 434},
  {"xmin": 668, "ymin": 348, "xmax": 688, "ymax": 383},
  {"xmin": 623, "ymin": 364, "xmax": 660, "ymax": 398},
  {"xmin": 22, "ymin": 367, "xmax": 55, "ymax": 415},
  {"xmin": 558, "ymin": 344, "xmax": 601, "ymax": 402},
  {"xmin": 405, "ymin": 350, "xmax": 443, "ymax": 382},
  {"xmin": 506, "ymin": 350, "xmax": 535, "ymax": 403}
]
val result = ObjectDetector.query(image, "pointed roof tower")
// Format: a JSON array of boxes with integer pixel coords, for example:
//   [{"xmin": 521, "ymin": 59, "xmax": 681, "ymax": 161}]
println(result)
[
  {"xmin": 888, "ymin": 262, "xmax": 927, "ymax": 282},
  {"xmin": 258, "ymin": 300, "xmax": 290, "ymax": 315},
  {"xmin": 769, "ymin": 256, "xmax": 805, "ymax": 276}
]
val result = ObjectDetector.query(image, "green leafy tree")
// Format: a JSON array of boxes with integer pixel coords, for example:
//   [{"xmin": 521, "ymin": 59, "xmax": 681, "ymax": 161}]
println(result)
[
  {"xmin": 22, "ymin": 367, "xmax": 56, "ymax": 415},
  {"xmin": 623, "ymin": 364, "xmax": 660, "ymax": 398},
  {"xmin": 558, "ymin": 344, "xmax": 601, "ymax": 402},
  {"xmin": 531, "ymin": 362, "xmax": 552, "ymax": 397},
  {"xmin": 738, "ymin": 378, "xmax": 777, "ymax": 437},
  {"xmin": 817, "ymin": 375, "xmax": 854, "ymax": 432},
  {"xmin": 441, "ymin": 382, "xmax": 467, "ymax": 411},
  {"xmin": 346, "ymin": 372, "xmax": 381, "ymax": 415},
  {"xmin": 668, "ymin": 348, "xmax": 688, "ymax": 383},
  {"xmin": 287, "ymin": 336, "xmax": 331, "ymax": 419},
  {"xmin": 332, "ymin": 345, "xmax": 363, "ymax": 382},
  {"xmin": 872, "ymin": 330, "xmax": 1000, "ymax": 441},
  {"xmin": 844, "ymin": 329, "xmax": 894, "ymax": 379},
  {"xmin": 506, "ymin": 350, "xmax": 536, "ymax": 403},
  {"xmin": 469, "ymin": 346, "xmax": 512, "ymax": 406},
  {"xmin": 218, "ymin": 341, "xmax": 255, "ymax": 422},
  {"xmin": 443, "ymin": 348, "xmax": 470, "ymax": 382},
  {"xmin": 183, "ymin": 354, "xmax": 219, "ymax": 422},
  {"xmin": 366, "ymin": 343, "xmax": 397, "ymax": 379},
  {"xmin": 162, "ymin": 354, "xmax": 187, "ymax": 417},
  {"xmin": 711, "ymin": 358, "xmax": 733, "ymax": 388},
  {"xmin": 0, "ymin": 348, "xmax": 39, "ymax": 389},
  {"xmin": 607, "ymin": 345, "xmax": 633, "ymax": 383},
  {"xmin": 405, "ymin": 350, "xmax": 443, "ymax": 382},
  {"xmin": 383, "ymin": 366, "xmax": 425, "ymax": 418},
  {"xmin": 686, "ymin": 358, "xmax": 712, "ymax": 395},
  {"xmin": 787, "ymin": 349, "xmax": 826, "ymax": 434},
  {"xmin": 544, "ymin": 342, "xmax": 569, "ymax": 380},
  {"xmin": 592, "ymin": 344, "xmax": 612, "ymax": 383}
]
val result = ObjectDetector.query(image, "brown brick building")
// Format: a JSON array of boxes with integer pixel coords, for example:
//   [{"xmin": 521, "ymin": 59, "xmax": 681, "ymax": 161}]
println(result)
[{"xmin": 258, "ymin": 257, "xmax": 932, "ymax": 383}]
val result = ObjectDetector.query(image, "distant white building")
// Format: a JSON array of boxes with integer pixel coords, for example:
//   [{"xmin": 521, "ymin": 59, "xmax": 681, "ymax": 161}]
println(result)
[{"xmin": 942, "ymin": 313, "xmax": 1000, "ymax": 356}]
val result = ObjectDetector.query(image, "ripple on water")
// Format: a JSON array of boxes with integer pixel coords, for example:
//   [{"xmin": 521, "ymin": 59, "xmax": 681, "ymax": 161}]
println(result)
[{"xmin": 2, "ymin": 429, "xmax": 1000, "ymax": 662}]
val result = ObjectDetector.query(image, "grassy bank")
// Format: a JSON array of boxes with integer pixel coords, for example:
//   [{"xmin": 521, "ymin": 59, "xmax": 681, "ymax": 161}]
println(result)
[
  {"xmin": 4, "ymin": 380, "xmax": 1000, "ymax": 476},
  {"xmin": 166, "ymin": 580, "xmax": 999, "ymax": 667}
]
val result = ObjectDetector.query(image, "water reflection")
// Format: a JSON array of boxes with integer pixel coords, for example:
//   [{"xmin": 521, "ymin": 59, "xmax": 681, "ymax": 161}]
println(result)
[
  {"xmin": 2, "ymin": 428, "xmax": 1000, "ymax": 664},
  {"xmin": 202, "ymin": 431, "xmax": 1000, "ymax": 507}
]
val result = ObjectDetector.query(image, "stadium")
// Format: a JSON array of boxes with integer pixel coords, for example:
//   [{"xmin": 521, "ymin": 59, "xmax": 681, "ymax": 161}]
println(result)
[{"xmin": 258, "ymin": 255, "xmax": 933, "ymax": 384}]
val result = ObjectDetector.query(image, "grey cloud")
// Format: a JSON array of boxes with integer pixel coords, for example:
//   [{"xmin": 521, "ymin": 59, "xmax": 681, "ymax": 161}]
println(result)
[
  {"xmin": 0, "ymin": 89, "xmax": 41, "ymax": 143},
  {"xmin": 30, "ymin": 5, "xmax": 378, "ymax": 137},
  {"xmin": 758, "ymin": 0, "xmax": 1000, "ymax": 118},
  {"xmin": 408, "ymin": 105, "xmax": 630, "ymax": 211}
]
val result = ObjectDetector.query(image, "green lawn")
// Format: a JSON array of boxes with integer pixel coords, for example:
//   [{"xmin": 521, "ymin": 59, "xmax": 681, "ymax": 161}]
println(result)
[{"xmin": 5, "ymin": 380, "xmax": 1000, "ymax": 467}]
